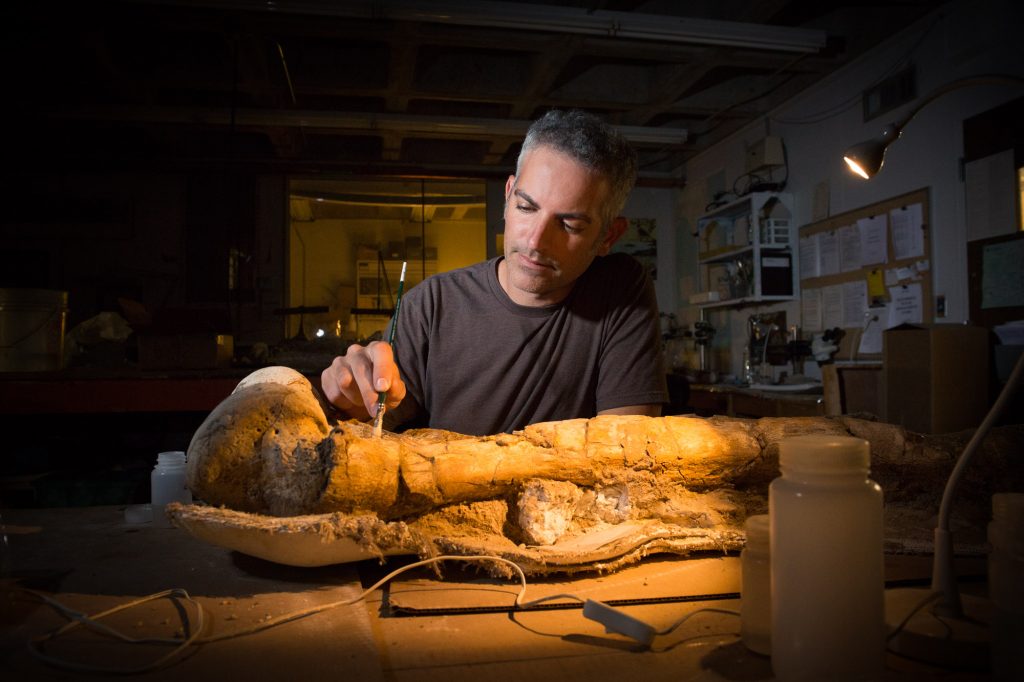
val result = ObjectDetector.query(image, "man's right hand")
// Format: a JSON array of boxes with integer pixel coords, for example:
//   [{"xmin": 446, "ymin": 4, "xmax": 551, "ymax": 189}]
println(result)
[{"xmin": 320, "ymin": 341, "xmax": 407, "ymax": 420}]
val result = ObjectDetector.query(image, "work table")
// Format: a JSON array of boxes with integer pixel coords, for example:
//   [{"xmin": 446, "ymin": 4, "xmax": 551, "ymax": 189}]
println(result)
[{"xmin": 0, "ymin": 506, "xmax": 989, "ymax": 681}]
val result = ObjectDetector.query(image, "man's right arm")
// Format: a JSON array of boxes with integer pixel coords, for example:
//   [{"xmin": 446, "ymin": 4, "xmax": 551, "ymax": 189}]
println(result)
[{"xmin": 320, "ymin": 341, "xmax": 406, "ymax": 421}]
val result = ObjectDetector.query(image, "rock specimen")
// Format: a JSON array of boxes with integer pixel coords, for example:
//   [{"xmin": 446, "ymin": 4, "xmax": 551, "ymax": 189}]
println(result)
[{"xmin": 174, "ymin": 366, "xmax": 1022, "ymax": 575}]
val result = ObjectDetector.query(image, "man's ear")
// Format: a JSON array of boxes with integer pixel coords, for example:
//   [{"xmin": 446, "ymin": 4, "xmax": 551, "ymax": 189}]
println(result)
[
  {"xmin": 596, "ymin": 216, "xmax": 628, "ymax": 255},
  {"xmin": 504, "ymin": 174, "xmax": 516, "ymax": 199}
]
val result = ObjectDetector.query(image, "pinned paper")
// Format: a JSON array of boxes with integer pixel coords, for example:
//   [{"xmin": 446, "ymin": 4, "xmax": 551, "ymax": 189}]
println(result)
[
  {"xmin": 839, "ymin": 224, "xmax": 862, "ymax": 272},
  {"xmin": 801, "ymin": 288, "xmax": 823, "ymax": 331},
  {"xmin": 822, "ymin": 284, "xmax": 844, "ymax": 330},
  {"xmin": 890, "ymin": 203, "xmax": 925, "ymax": 260},
  {"xmin": 857, "ymin": 214, "xmax": 888, "ymax": 265},
  {"xmin": 799, "ymin": 234, "xmax": 820, "ymax": 280},
  {"xmin": 819, "ymin": 231, "xmax": 840, "ymax": 276},
  {"xmin": 888, "ymin": 283, "xmax": 924, "ymax": 326},
  {"xmin": 867, "ymin": 269, "xmax": 887, "ymax": 302},
  {"xmin": 896, "ymin": 266, "xmax": 916, "ymax": 282},
  {"xmin": 842, "ymin": 280, "xmax": 868, "ymax": 328}
]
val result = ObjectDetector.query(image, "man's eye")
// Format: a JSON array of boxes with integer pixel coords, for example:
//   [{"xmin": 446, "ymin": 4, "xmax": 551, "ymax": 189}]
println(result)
[
  {"xmin": 516, "ymin": 203, "xmax": 535, "ymax": 212},
  {"xmin": 562, "ymin": 221, "xmax": 583, "ymax": 233}
]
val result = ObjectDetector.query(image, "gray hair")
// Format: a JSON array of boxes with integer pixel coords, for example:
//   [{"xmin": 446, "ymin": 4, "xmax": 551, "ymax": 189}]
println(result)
[{"xmin": 515, "ymin": 109, "xmax": 638, "ymax": 231}]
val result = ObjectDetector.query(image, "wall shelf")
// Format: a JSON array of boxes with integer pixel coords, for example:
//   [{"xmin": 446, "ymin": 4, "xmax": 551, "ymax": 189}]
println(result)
[{"xmin": 693, "ymin": 192, "xmax": 796, "ymax": 308}]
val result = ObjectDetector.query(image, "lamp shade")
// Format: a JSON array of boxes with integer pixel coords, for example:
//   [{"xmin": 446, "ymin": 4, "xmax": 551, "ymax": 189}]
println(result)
[{"xmin": 842, "ymin": 123, "xmax": 902, "ymax": 179}]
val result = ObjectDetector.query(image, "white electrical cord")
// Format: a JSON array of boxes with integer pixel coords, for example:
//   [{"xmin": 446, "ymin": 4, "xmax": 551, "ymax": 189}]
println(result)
[
  {"xmin": 21, "ymin": 553, "xmax": 737, "ymax": 673},
  {"xmin": 931, "ymin": 347, "xmax": 1024, "ymax": 617},
  {"xmin": 850, "ymin": 311, "xmax": 879, "ymax": 364},
  {"xmin": 25, "ymin": 588, "xmax": 205, "ymax": 674}
]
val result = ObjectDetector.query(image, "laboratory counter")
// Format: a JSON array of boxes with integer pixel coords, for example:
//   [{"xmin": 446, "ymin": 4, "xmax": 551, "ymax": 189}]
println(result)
[
  {"xmin": 686, "ymin": 383, "xmax": 826, "ymax": 418},
  {"xmin": 0, "ymin": 506, "xmax": 991, "ymax": 681}
]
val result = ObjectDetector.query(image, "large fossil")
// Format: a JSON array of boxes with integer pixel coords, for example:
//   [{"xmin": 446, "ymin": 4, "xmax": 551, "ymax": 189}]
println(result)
[{"xmin": 170, "ymin": 367, "xmax": 1022, "ymax": 575}]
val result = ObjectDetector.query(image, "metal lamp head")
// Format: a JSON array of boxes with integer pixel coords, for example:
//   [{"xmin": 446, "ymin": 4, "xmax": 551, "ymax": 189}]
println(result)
[{"xmin": 843, "ymin": 123, "xmax": 902, "ymax": 179}]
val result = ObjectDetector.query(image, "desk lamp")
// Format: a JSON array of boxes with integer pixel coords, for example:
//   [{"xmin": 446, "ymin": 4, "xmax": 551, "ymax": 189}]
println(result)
[
  {"xmin": 843, "ymin": 74, "xmax": 1024, "ymax": 668},
  {"xmin": 843, "ymin": 75, "xmax": 1024, "ymax": 179}
]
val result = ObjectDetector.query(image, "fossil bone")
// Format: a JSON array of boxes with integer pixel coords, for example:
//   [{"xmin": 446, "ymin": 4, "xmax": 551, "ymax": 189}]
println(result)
[{"xmin": 176, "ymin": 366, "xmax": 1022, "ymax": 574}]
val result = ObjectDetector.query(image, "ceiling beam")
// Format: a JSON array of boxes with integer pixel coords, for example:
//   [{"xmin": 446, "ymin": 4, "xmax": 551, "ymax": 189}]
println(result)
[{"xmin": 52, "ymin": 106, "xmax": 688, "ymax": 147}]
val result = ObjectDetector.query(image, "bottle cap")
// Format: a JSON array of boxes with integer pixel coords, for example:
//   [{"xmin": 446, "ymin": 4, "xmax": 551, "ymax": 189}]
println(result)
[
  {"xmin": 157, "ymin": 451, "xmax": 187, "ymax": 466},
  {"xmin": 779, "ymin": 435, "xmax": 869, "ymax": 474},
  {"xmin": 744, "ymin": 514, "xmax": 770, "ymax": 551}
]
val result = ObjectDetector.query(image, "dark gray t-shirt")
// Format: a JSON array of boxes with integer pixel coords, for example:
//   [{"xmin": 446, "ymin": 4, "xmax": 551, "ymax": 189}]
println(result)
[{"xmin": 388, "ymin": 253, "xmax": 667, "ymax": 435}]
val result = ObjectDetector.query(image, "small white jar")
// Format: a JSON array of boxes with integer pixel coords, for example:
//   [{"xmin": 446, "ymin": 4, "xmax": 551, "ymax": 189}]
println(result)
[
  {"xmin": 151, "ymin": 451, "xmax": 192, "ymax": 528},
  {"xmin": 741, "ymin": 513, "xmax": 771, "ymax": 655}
]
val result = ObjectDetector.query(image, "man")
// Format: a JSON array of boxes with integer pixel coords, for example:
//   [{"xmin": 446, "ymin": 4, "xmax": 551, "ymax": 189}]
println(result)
[{"xmin": 321, "ymin": 109, "xmax": 667, "ymax": 435}]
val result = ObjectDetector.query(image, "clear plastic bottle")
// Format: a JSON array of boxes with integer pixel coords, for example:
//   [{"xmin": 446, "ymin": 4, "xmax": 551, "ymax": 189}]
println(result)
[
  {"xmin": 151, "ymin": 451, "xmax": 192, "ymax": 528},
  {"xmin": 770, "ymin": 435, "xmax": 885, "ymax": 681},
  {"xmin": 989, "ymin": 492, "xmax": 1024, "ymax": 680},
  {"xmin": 742, "ymin": 346, "xmax": 754, "ymax": 385},
  {"xmin": 741, "ymin": 513, "xmax": 771, "ymax": 655}
]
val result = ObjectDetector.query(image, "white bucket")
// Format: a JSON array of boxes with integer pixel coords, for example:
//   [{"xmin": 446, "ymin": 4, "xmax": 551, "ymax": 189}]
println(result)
[{"xmin": 0, "ymin": 288, "xmax": 69, "ymax": 372}]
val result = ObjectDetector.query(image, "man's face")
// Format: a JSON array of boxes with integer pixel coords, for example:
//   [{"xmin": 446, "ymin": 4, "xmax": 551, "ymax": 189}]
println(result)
[{"xmin": 500, "ymin": 145, "xmax": 622, "ymax": 307}]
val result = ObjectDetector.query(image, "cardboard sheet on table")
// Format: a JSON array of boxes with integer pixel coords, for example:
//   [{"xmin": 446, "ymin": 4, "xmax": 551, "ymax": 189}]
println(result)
[{"xmin": 386, "ymin": 556, "xmax": 741, "ymax": 612}]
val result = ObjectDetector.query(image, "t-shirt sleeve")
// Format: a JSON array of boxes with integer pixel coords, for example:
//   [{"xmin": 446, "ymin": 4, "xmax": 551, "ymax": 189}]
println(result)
[
  {"xmin": 386, "ymin": 283, "xmax": 430, "ymax": 430},
  {"xmin": 594, "ymin": 257, "xmax": 668, "ymax": 411}
]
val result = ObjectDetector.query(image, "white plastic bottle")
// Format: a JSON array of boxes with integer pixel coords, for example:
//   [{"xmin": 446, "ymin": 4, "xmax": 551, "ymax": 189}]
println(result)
[
  {"xmin": 770, "ymin": 435, "xmax": 885, "ymax": 681},
  {"xmin": 741, "ymin": 513, "xmax": 771, "ymax": 655},
  {"xmin": 151, "ymin": 451, "xmax": 192, "ymax": 528},
  {"xmin": 989, "ymin": 492, "xmax": 1024, "ymax": 680}
]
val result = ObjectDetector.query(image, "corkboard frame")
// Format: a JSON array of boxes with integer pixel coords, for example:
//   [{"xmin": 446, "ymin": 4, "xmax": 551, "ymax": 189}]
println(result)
[{"xmin": 798, "ymin": 187, "xmax": 932, "ymax": 361}]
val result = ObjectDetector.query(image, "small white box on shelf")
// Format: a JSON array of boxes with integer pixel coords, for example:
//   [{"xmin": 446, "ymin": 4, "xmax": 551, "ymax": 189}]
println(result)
[
  {"xmin": 689, "ymin": 291, "xmax": 721, "ymax": 304},
  {"xmin": 761, "ymin": 218, "xmax": 790, "ymax": 247}
]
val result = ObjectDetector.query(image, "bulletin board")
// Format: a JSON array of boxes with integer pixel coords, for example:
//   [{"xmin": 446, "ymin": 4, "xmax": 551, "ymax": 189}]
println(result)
[
  {"xmin": 797, "ymin": 187, "xmax": 932, "ymax": 360},
  {"xmin": 968, "ymin": 230, "xmax": 1024, "ymax": 328}
]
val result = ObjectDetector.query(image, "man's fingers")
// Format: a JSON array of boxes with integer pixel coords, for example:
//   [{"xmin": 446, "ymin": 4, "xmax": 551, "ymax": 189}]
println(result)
[
  {"xmin": 321, "ymin": 342, "xmax": 407, "ymax": 420},
  {"xmin": 366, "ymin": 341, "xmax": 406, "ymax": 412},
  {"xmin": 321, "ymin": 355, "xmax": 366, "ymax": 415}
]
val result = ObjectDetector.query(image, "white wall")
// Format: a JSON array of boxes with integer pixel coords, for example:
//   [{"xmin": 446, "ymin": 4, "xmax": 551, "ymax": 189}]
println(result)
[
  {"xmin": 623, "ymin": 185, "xmax": 679, "ymax": 314},
  {"xmin": 677, "ymin": 0, "xmax": 1024, "ymax": 379}
]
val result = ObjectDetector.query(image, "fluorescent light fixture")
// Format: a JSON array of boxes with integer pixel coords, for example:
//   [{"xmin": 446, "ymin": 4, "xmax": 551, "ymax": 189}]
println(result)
[
  {"xmin": 843, "ymin": 75, "xmax": 1024, "ymax": 179},
  {"xmin": 392, "ymin": 0, "xmax": 828, "ymax": 52},
  {"xmin": 192, "ymin": 0, "xmax": 828, "ymax": 53}
]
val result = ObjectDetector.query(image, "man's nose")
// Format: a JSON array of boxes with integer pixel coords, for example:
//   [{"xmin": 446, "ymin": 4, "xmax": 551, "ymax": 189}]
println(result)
[{"xmin": 525, "ymin": 215, "xmax": 557, "ymax": 251}]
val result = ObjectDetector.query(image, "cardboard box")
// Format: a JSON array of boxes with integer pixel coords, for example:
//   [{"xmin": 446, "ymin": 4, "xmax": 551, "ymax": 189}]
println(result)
[
  {"xmin": 138, "ymin": 333, "xmax": 234, "ymax": 370},
  {"xmin": 883, "ymin": 324, "xmax": 989, "ymax": 434}
]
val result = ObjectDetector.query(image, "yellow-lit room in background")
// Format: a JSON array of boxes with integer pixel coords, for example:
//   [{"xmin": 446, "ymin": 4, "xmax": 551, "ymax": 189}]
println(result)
[{"xmin": 287, "ymin": 177, "xmax": 486, "ymax": 341}]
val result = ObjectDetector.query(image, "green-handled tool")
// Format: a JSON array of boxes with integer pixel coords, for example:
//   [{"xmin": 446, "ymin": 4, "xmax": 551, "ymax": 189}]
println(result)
[{"xmin": 372, "ymin": 261, "xmax": 407, "ymax": 438}]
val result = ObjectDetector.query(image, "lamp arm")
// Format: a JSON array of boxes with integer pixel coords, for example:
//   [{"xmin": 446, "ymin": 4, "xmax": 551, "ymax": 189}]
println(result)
[
  {"xmin": 894, "ymin": 74, "xmax": 1024, "ymax": 133},
  {"xmin": 931, "ymin": 346, "xmax": 1024, "ymax": 617}
]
